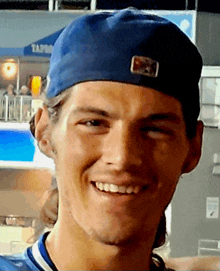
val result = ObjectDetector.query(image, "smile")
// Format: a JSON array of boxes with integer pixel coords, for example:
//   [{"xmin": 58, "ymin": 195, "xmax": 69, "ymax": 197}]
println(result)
[{"xmin": 94, "ymin": 182, "xmax": 144, "ymax": 194}]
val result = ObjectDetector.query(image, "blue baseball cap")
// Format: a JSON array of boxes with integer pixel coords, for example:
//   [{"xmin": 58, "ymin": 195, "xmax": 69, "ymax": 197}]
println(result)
[{"xmin": 46, "ymin": 8, "xmax": 202, "ymax": 119}]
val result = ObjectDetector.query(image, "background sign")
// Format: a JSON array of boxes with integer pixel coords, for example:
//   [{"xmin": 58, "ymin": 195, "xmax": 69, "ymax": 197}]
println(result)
[
  {"xmin": 206, "ymin": 197, "xmax": 219, "ymax": 219},
  {"xmin": 23, "ymin": 28, "xmax": 64, "ymax": 57}
]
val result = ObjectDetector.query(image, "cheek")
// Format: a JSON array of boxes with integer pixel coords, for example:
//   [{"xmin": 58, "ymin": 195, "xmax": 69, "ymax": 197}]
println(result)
[
  {"xmin": 53, "ymin": 127, "xmax": 101, "ymax": 177},
  {"xmin": 150, "ymin": 139, "xmax": 189, "ymax": 200},
  {"xmin": 53, "ymin": 131, "xmax": 100, "ymax": 212},
  {"xmin": 154, "ymin": 138, "xmax": 189, "ymax": 172}
]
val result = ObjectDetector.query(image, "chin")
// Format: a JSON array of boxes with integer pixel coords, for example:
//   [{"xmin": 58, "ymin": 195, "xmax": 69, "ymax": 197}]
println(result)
[
  {"xmin": 94, "ymin": 233, "xmax": 136, "ymax": 247},
  {"xmin": 89, "ymin": 225, "xmax": 141, "ymax": 247}
]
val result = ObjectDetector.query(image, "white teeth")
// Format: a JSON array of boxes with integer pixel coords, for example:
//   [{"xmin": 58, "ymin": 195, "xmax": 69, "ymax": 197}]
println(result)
[
  {"xmin": 134, "ymin": 186, "xmax": 140, "ymax": 194},
  {"xmin": 96, "ymin": 182, "xmax": 104, "ymax": 191},
  {"xmin": 126, "ymin": 186, "xmax": 134, "ymax": 194},
  {"xmin": 94, "ymin": 182, "xmax": 141, "ymax": 194},
  {"xmin": 99, "ymin": 182, "xmax": 104, "ymax": 191},
  {"xmin": 118, "ymin": 186, "xmax": 126, "ymax": 193},
  {"xmin": 109, "ymin": 184, "xmax": 119, "ymax": 193},
  {"xmin": 104, "ymin": 183, "xmax": 110, "ymax": 192}
]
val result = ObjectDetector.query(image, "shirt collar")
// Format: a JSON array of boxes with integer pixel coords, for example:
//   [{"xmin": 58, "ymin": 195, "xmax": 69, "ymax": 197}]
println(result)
[{"xmin": 30, "ymin": 232, "xmax": 58, "ymax": 271}]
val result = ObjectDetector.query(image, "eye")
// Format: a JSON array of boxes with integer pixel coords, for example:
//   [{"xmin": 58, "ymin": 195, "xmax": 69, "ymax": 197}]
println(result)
[
  {"xmin": 78, "ymin": 119, "xmax": 110, "ymax": 134},
  {"xmin": 82, "ymin": 120, "xmax": 106, "ymax": 127},
  {"xmin": 141, "ymin": 126, "xmax": 163, "ymax": 132},
  {"xmin": 140, "ymin": 126, "xmax": 172, "ymax": 138}
]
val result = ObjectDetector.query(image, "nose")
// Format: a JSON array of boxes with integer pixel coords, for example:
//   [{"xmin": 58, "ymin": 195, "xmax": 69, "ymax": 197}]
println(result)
[{"xmin": 101, "ymin": 124, "xmax": 143, "ymax": 170}]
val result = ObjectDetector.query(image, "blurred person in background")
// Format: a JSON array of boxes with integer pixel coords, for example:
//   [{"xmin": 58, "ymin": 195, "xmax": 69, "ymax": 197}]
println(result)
[
  {"xmin": 3, "ymin": 84, "xmax": 16, "ymax": 120},
  {"xmin": 20, "ymin": 85, "xmax": 32, "ymax": 121},
  {"xmin": 20, "ymin": 85, "xmax": 31, "ymax": 96},
  {"xmin": 3, "ymin": 84, "xmax": 16, "ymax": 96},
  {"xmin": 166, "ymin": 256, "xmax": 220, "ymax": 270},
  {"xmin": 0, "ymin": 8, "xmax": 207, "ymax": 271}
]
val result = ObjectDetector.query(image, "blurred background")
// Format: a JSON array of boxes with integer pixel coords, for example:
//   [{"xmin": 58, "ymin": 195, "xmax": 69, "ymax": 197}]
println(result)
[{"xmin": 1, "ymin": 0, "xmax": 220, "ymax": 258}]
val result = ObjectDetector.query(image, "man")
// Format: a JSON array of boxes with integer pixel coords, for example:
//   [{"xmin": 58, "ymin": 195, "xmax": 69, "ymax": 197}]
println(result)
[
  {"xmin": 20, "ymin": 85, "xmax": 31, "ymax": 96},
  {"xmin": 0, "ymin": 8, "xmax": 204, "ymax": 270},
  {"xmin": 166, "ymin": 256, "xmax": 220, "ymax": 270},
  {"xmin": 3, "ymin": 84, "xmax": 16, "ymax": 96}
]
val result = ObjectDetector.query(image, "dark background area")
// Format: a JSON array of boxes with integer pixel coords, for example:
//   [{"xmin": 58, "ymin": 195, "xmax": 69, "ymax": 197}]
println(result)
[{"xmin": 0, "ymin": 0, "xmax": 220, "ymax": 13}]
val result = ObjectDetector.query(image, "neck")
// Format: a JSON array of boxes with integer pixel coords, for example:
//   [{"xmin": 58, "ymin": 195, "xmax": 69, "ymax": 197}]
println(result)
[{"xmin": 45, "ymin": 220, "xmax": 156, "ymax": 270}]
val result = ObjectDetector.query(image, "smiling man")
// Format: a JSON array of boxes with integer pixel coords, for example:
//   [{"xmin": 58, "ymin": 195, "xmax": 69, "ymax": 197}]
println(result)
[{"xmin": 0, "ymin": 8, "xmax": 204, "ymax": 271}]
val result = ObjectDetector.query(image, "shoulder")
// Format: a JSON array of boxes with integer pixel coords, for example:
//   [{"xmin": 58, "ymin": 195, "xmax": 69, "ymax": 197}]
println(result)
[
  {"xmin": 166, "ymin": 256, "xmax": 220, "ymax": 271},
  {"xmin": 0, "ymin": 255, "xmax": 26, "ymax": 270},
  {"xmin": 0, "ymin": 232, "xmax": 50, "ymax": 271},
  {"xmin": 0, "ymin": 252, "xmax": 38, "ymax": 271}
]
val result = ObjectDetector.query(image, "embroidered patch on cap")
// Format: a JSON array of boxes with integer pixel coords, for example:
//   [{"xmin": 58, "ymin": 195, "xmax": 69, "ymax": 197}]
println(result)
[{"xmin": 130, "ymin": 56, "xmax": 159, "ymax": 78}]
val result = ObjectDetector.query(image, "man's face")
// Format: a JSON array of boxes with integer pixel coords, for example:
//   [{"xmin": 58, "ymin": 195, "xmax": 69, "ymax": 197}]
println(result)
[
  {"xmin": 7, "ymin": 89, "xmax": 13, "ymax": 95},
  {"xmin": 49, "ymin": 81, "xmax": 200, "ymax": 245},
  {"xmin": 21, "ymin": 88, "xmax": 27, "ymax": 95}
]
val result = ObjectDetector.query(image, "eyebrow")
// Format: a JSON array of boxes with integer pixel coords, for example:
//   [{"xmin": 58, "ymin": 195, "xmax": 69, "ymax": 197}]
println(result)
[
  {"xmin": 147, "ymin": 113, "xmax": 182, "ymax": 124},
  {"xmin": 72, "ymin": 106, "xmax": 119, "ymax": 119},
  {"xmin": 72, "ymin": 106, "xmax": 182, "ymax": 124}
]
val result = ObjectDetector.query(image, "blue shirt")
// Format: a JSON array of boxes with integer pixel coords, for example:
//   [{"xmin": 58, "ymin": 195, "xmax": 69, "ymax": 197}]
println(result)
[{"xmin": 0, "ymin": 232, "xmax": 57, "ymax": 271}]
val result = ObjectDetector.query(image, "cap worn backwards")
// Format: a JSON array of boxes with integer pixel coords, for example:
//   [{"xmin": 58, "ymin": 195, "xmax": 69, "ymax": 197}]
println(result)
[{"xmin": 46, "ymin": 7, "xmax": 203, "ymax": 118}]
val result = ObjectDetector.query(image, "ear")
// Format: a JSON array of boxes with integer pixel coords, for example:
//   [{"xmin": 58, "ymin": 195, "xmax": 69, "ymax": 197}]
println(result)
[
  {"xmin": 182, "ymin": 120, "xmax": 204, "ymax": 174},
  {"xmin": 35, "ymin": 105, "xmax": 55, "ymax": 159}
]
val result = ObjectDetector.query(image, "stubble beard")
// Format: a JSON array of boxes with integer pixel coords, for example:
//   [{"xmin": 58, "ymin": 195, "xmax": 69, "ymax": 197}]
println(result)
[
  {"xmin": 75, "ymin": 211, "xmax": 146, "ymax": 247},
  {"xmin": 89, "ymin": 228, "xmax": 140, "ymax": 246}
]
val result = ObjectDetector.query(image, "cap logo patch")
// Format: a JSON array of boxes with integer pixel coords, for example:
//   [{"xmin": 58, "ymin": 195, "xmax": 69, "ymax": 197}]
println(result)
[{"xmin": 130, "ymin": 56, "xmax": 159, "ymax": 78}]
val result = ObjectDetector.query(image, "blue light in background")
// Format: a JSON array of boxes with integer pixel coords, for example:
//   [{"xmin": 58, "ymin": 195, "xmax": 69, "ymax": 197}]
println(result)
[{"xmin": 0, "ymin": 130, "xmax": 35, "ymax": 162}]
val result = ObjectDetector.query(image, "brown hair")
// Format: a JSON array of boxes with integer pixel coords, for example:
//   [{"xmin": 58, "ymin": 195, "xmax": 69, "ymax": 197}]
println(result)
[{"xmin": 40, "ymin": 188, "xmax": 58, "ymax": 228}]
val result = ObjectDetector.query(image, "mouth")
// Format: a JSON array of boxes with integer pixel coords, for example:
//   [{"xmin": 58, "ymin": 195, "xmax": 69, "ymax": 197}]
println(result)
[{"xmin": 91, "ymin": 181, "xmax": 148, "ymax": 195}]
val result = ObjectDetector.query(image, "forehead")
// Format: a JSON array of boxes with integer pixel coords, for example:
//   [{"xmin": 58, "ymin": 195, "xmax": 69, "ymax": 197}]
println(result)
[{"xmin": 62, "ymin": 81, "xmax": 184, "ymax": 119}]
